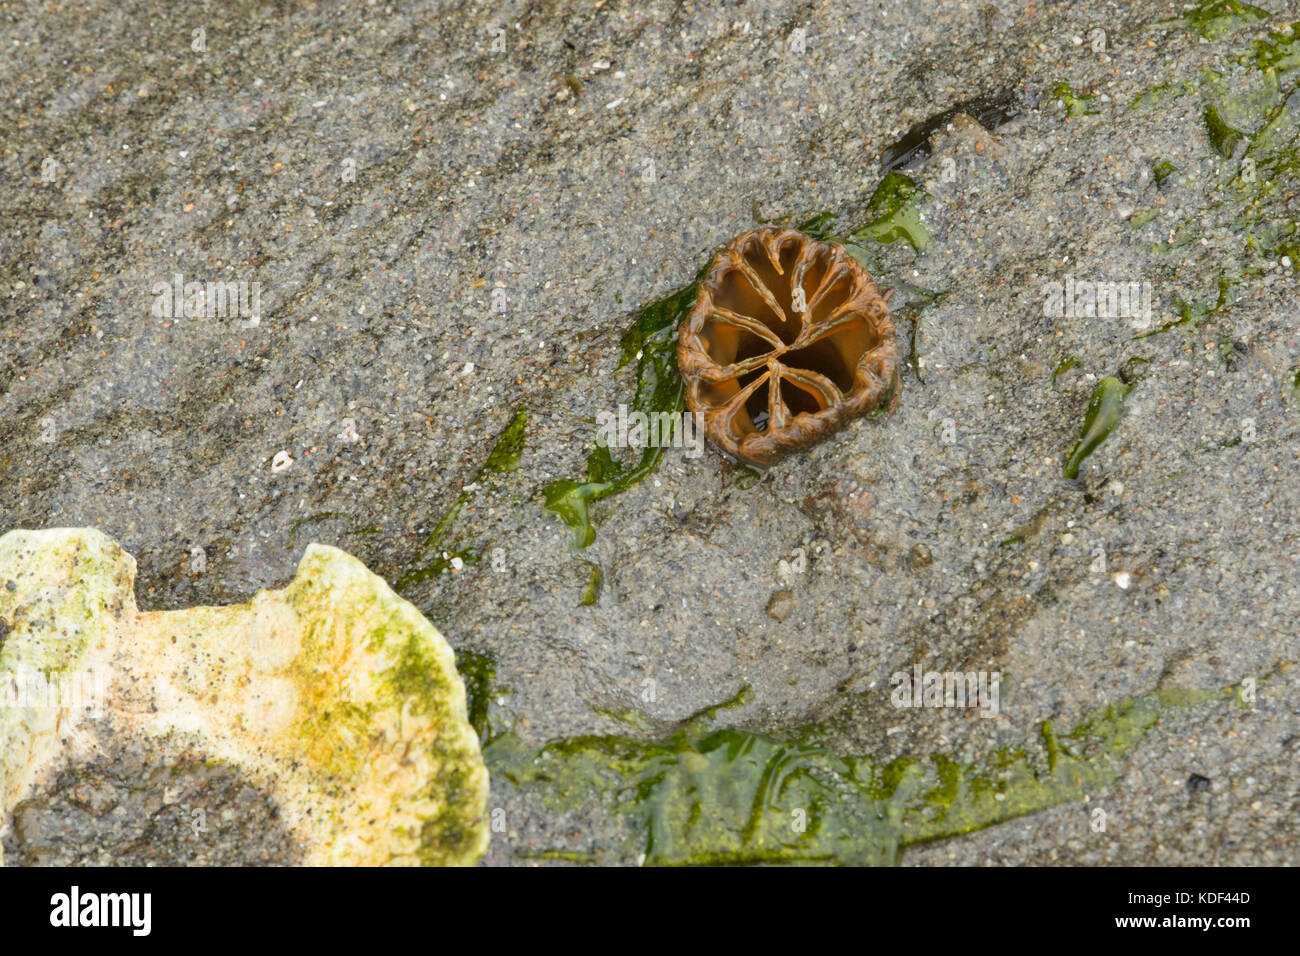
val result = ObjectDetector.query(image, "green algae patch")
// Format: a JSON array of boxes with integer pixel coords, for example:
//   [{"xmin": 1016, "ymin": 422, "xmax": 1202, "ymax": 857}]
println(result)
[
  {"xmin": 1052, "ymin": 358, "xmax": 1079, "ymax": 386},
  {"xmin": 454, "ymin": 649, "xmax": 497, "ymax": 745},
  {"xmin": 398, "ymin": 406, "xmax": 527, "ymax": 589},
  {"xmin": 578, "ymin": 560, "xmax": 603, "ymax": 606},
  {"xmin": 1205, "ymin": 104, "xmax": 1248, "ymax": 157},
  {"xmin": 0, "ymin": 528, "xmax": 489, "ymax": 866},
  {"xmin": 1131, "ymin": 83, "xmax": 1191, "ymax": 112},
  {"xmin": 855, "ymin": 172, "xmax": 933, "ymax": 252},
  {"xmin": 1203, "ymin": 39, "xmax": 1300, "ymax": 249},
  {"xmin": 1137, "ymin": 27, "xmax": 1300, "ymax": 264},
  {"xmin": 485, "ymin": 683, "xmax": 1238, "ymax": 865},
  {"xmin": 1063, "ymin": 377, "xmax": 1131, "ymax": 479},
  {"xmin": 1054, "ymin": 81, "xmax": 1099, "ymax": 118},
  {"xmin": 1181, "ymin": 0, "xmax": 1271, "ymax": 42},
  {"xmin": 455, "ymin": 647, "xmax": 519, "ymax": 749},
  {"xmin": 1152, "ymin": 160, "xmax": 1179, "ymax": 186},
  {"xmin": 1137, "ymin": 274, "xmax": 1233, "ymax": 339},
  {"xmin": 1242, "ymin": 22, "xmax": 1300, "ymax": 72},
  {"xmin": 1129, "ymin": 207, "xmax": 1161, "ymax": 229}
]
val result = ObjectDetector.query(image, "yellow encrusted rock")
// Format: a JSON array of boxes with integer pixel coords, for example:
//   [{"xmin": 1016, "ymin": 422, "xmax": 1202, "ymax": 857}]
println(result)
[{"xmin": 0, "ymin": 527, "xmax": 488, "ymax": 866}]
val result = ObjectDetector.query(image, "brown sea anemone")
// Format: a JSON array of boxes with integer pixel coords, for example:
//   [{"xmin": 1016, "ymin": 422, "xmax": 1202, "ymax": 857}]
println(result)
[{"xmin": 677, "ymin": 227, "xmax": 900, "ymax": 467}]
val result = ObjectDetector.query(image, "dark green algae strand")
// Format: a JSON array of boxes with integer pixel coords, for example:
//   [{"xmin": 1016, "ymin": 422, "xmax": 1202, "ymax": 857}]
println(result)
[
  {"xmin": 1063, "ymin": 376, "xmax": 1131, "ymax": 479},
  {"xmin": 1204, "ymin": 103, "xmax": 1246, "ymax": 158},
  {"xmin": 397, "ymin": 406, "xmax": 527, "ymax": 590},
  {"xmin": 541, "ymin": 282, "xmax": 695, "ymax": 550},
  {"xmin": 1052, "ymin": 356, "xmax": 1080, "ymax": 387},
  {"xmin": 578, "ymin": 559, "xmax": 602, "ymax": 606}
]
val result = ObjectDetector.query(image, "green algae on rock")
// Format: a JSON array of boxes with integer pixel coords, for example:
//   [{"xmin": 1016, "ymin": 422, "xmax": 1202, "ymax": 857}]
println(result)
[
  {"xmin": 1205, "ymin": 103, "xmax": 1248, "ymax": 158},
  {"xmin": 543, "ymin": 283, "xmax": 696, "ymax": 550},
  {"xmin": 0, "ymin": 527, "xmax": 488, "ymax": 866},
  {"xmin": 399, "ymin": 407, "xmax": 527, "ymax": 589},
  {"xmin": 858, "ymin": 172, "xmax": 933, "ymax": 252},
  {"xmin": 1139, "ymin": 22, "xmax": 1300, "ymax": 264},
  {"xmin": 485, "ymin": 683, "xmax": 1243, "ymax": 865},
  {"xmin": 1063, "ymin": 376, "xmax": 1131, "ymax": 479},
  {"xmin": 1053, "ymin": 81, "xmax": 1099, "ymax": 118},
  {"xmin": 1180, "ymin": 0, "xmax": 1271, "ymax": 42}
]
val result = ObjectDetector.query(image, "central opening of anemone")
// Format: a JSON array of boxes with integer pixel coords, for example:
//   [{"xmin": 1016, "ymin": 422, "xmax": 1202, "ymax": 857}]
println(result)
[{"xmin": 737, "ymin": 368, "xmax": 769, "ymax": 432}]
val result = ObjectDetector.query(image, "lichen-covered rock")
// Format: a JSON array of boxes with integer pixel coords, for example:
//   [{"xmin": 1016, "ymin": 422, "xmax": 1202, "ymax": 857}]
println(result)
[{"xmin": 0, "ymin": 528, "xmax": 488, "ymax": 866}]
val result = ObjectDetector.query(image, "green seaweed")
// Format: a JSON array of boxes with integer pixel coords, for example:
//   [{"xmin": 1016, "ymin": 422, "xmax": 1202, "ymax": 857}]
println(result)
[
  {"xmin": 1181, "ymin": 0, "xmax": 1270, "ymax": 42},
  {"xmin": 454, "ymin": 649, "xmax": 496, "ymax": 745},
  {"xmin": 1053, "ymin": 81, "xmax": 1099, "ymax": 118},
  {"xmin": 1136, "ymin": 274, "xmax": 1232, "ymax": 339},
  {"xmin": 1130, "ymin": 83, "xmax": 1189, "ymax": 111},
  {"xmin": 398, "ymin": 407, "xmax": 527, "ymax": 589},
  {"xmin": 852, "ymin": 172, "xmax": 933, "ymax": 252},
  {"xmin": 1240, "ymin": 22, "xmax": 1300, "ymax": 72},
  {"xmin": 1199, "ymin": 39, "xmax": 1300, "ymax": 253},
  {"xmin": 1205, "ymin": 104, "xmax": 1247, "ymax": 158},
  {"xmin": 484, "ymin": 410, "xmax": 527, "ymax": 472},
  {"xmin": 579, "ymin": 560, "xmax": 603, "ymax": 606},
  {"xmin": 794, "ymin": 210, "xmax": 841, "ymax": 240},
  {"xmin": 541, "ymin": 283, "xmax": 695, "ymax": 550},
  {"xmin": 485, "ymin": 681, "xmax": 1240, "ymax": 865},
  {"xmin": 1063, "ymin": 376, "xmax": 1131, "ymax": 479},
  {"xmin": 1052, "ymin": 356, "xmax": 1080, "ymax": 386},
  {"xmin": 454, "ymin": 648, "xmax": 515, "ymax": 747},
  {"xmin": 1152, "ymin": 160, "xmax": 1179, "ymax": 186},
  {"xmin": 1128, "ymin": 207, "xmax": 1161, "ymax": 229},
  {"xmin": 1137, "ymin": 23, "xmax": 1300, "ymax": 265}
]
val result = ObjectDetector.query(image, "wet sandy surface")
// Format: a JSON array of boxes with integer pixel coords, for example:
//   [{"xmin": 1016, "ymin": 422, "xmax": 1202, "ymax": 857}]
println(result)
[{"xmin": 2, "ymin": 0, "xmax": 1298, "ymax": 864}]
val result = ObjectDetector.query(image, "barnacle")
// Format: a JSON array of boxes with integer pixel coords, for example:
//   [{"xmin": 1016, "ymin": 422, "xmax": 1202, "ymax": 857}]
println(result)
[{"xmin": 677, "ymin": 227, "xmax": 900, "ymax": 467}]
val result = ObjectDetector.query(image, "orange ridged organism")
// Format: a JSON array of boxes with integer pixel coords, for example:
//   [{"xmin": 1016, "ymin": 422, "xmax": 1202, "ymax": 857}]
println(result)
[{"xmin": 677, "ymin": 227, "xmax": 900, "ymax": 467}]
